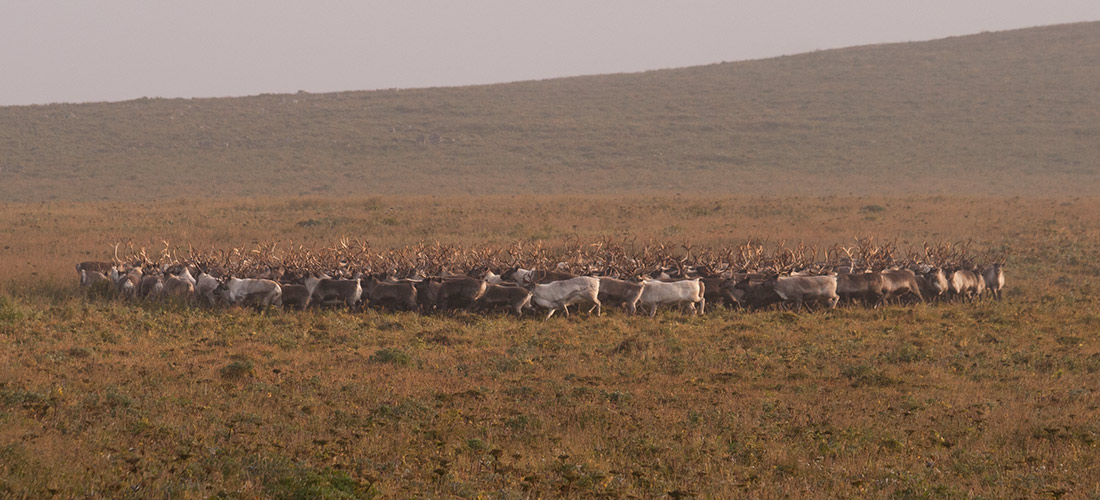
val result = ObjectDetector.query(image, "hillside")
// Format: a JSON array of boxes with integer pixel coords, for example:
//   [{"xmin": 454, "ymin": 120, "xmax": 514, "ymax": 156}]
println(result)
[{"xmin": 1, "ymin": 22, "xmax": 1099, "ymax": 201}]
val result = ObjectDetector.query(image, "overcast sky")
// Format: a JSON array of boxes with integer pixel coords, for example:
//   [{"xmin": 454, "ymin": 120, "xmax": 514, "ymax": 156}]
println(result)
[{"xmin": 2, "ymin": 1, "xmax": 1099, "ymax": 106}]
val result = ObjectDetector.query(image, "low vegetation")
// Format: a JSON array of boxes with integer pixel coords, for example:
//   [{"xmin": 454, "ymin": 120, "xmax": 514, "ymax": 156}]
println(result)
[
  {"xmin": 2, "ymin": 282, "xmax": 1098, "ymax": 498},
  {"xmin": 1, "ymin": 194, "xmax": 1099, "ymax": 497},
  {"xmin": 4, "ymin": 20, "xmax": 1100, "ymax": 498},
  {"xmin": 3, "ymin": 23, "xmax": 1100, "ymax": 202}
]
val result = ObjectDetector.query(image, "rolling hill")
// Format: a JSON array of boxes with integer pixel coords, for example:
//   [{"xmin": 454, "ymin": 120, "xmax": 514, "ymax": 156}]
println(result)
[{"xmin": 1, "ymin": 22, "xmax": 1099, "ymax": 202}]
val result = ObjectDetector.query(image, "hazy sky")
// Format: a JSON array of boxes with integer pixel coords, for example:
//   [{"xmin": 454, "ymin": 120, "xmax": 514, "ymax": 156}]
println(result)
[{"xmin": 2, "ymin": 1, "xmax": 1099, "ymax": 106}]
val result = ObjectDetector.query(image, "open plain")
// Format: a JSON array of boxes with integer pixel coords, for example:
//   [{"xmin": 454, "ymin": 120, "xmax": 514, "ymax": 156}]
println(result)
[{"xmin": 2, "ymin": 23, "xmax": 1100, "ymax": 499}]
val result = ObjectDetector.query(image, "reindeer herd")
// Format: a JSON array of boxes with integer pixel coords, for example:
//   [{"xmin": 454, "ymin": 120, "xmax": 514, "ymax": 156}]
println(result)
[{"xmin": 74, "ymin": 239, "xmax": 1006, "ymax": 318}]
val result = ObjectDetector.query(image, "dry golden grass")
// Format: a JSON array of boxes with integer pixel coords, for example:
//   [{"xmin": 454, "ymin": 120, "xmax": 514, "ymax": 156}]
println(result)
[
  {"xmin": 2, "ymin": 195, "xmax": 1099, "ymax": 498},
  {"xmin": 3, "ymin": 298, "xmax": 1098, "ymax": 498}
]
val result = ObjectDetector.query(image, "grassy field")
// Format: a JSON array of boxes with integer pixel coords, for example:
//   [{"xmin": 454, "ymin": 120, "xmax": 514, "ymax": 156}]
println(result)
[
  {"xmin": 2, "ymin": 195, "xmax": 1099, "ymax": 498},
  {"xmin": 2, "ymin": 22, "xmax": 1100, "ymax": 202},
  {"xmin": 3, "ymin": 19, "xmax": 1100, "ymax": 499}
]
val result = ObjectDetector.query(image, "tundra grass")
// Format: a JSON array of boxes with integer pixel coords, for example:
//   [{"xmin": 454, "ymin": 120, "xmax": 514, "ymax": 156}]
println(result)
[
  {"xmin": 1, "ymin": 194, "xmax": 1099, "ymax": 497},
  {"xmin": 4, "ymin": 22, "xmax": 1100, "ymax": 498},
  {"xmin": 1, "ymin": 293, "xmax": 1098, "ymax": 498},
  {"xmin": 3, "ymin": 23, "xmax": 1100, "ymax": 202}
]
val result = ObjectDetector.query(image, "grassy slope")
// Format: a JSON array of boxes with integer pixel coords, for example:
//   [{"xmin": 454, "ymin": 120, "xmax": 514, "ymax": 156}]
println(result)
[
  {"xmin": 2, "ymin": 23, "xmax": 1100, "ymax": 201},
  {"xmin": 3, "ymin": 21, "xmax": 1100, "ymax": 500}
]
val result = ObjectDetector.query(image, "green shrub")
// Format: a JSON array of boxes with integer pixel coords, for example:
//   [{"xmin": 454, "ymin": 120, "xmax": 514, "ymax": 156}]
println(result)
[
  {"xmin": 220, "ymin": 360, "xmax": 254, "ymax": 380},
  {"xmin": 369, "ymin": 348, "xmax": 412, "ymax": 366}
]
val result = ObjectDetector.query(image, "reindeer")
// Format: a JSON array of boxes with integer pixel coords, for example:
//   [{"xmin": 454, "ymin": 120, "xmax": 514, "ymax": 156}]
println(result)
[
  {"xmin": 303, "ymin": 275, "xmax": 362, "ymax": 310},
  {"xmin": 948, "ymin": 269, "xmax": 985, "ymax": 302},
  {"xmin": 982, "ymin": 262, "xmax": 1006, "ymax": 300},
  {"xmin": 76, "ymin": 261, "xmax": 115, "ymax": 282},
  {"xmin": 437, "ymin": 277, "xmax": 488, "ymax": 311},
  {"xmin": 279, "ymin": 284, "xmax": 312, "ymax": 310},
  {"xmin": 527, "ymin": 276, "xmax": 601, "ymax": 320},
  {"xmin": 638, "ymin": 279, "xmax": 705, "ymax": 317},
  {"xmin": 475, "ymin": 283, "xmax": 533, "ymax": 316},
  {"xmin": 224, "ymin": 277, "xmax": 282, "ymax": 307},
  {"xmin": 877, "ymin": 269, "xmax": 924, "ymax": 306},
  {"xmin": 770, "ymin": 275, "xmax": 839, "ymax": 311},
  {"xmin": 363, "ymin": 276, "xmax": 418, "ymax": 311},
  {"xmin": 80, "ymin": 269, "xmax": 110, "ymax": 288},
  {"xmin": 162, "ymin": 275, "xmax": 195, "ymax": 302},
  {"xmin": 596, "ymin": 277, "xmax": 646, "ymax": 315}
]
